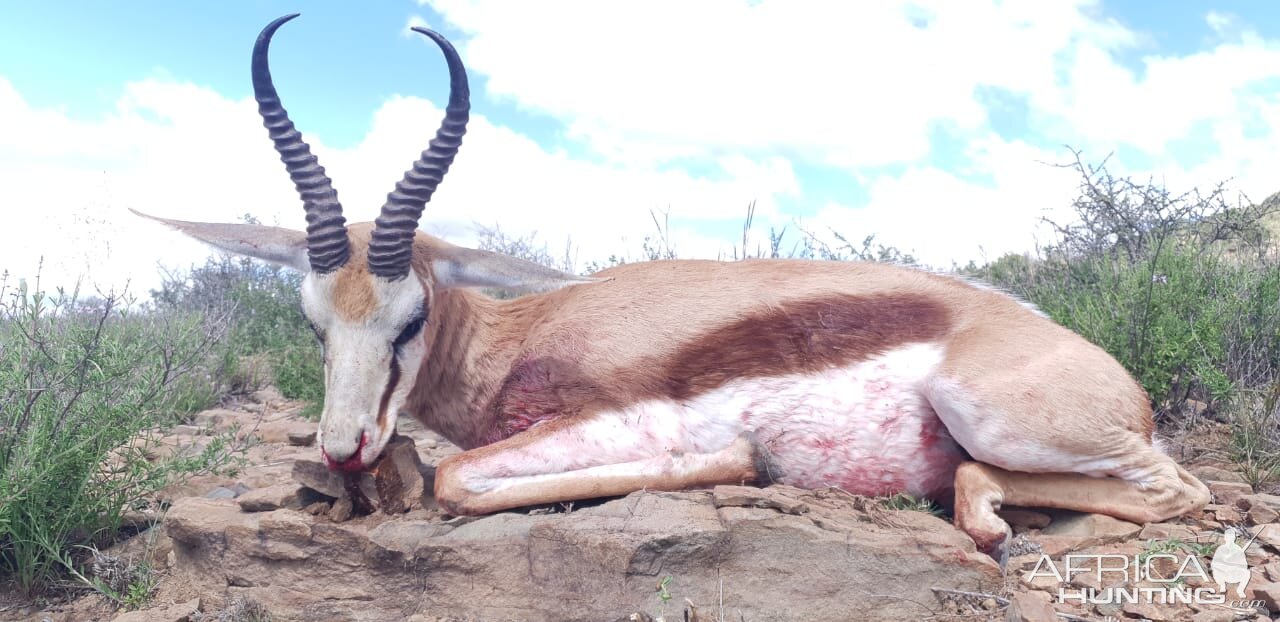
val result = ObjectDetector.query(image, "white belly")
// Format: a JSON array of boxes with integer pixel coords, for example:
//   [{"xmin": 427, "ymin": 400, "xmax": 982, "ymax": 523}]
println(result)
[{"xmin": 581, "ymin": 342, "xmax": 965, "ymax": 498}]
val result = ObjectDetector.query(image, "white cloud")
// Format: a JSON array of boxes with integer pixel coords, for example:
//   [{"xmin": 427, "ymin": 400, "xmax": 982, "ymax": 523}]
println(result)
[
  {"xmin": 6, "ymin": 2, "xmax": 1280, "ymax": 297},
  {"xmin": 0, "ymin": 76, "xmax": 795, "ymax": 295},
  {"xmin": 0, "ymin": 77, "xmax": 298, "ymax": 297},
  {"xmin": 418, "ymin": 0, "xmax": 1280, "ymax": 248},
  {"xmin": 1205, "ymin": 11, "xmax": 1236, "ymax": 36},
  {"xmin": 806, "ymin": 137, "xmax": 1081, "ymax": 267},
  {"xmin": 424, "ymin": 0, "xmax": 1135, "ymax": 169},
  {"xmin": 1041, "ymin": 32, "xmax": 1280, "ymax": 155}
]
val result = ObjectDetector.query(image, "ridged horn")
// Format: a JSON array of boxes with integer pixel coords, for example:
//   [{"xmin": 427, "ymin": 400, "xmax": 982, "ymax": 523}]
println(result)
[
  {"xmin": 367, "ymin": 26, "xmax": 470, "ymax": 281},
  {"xmin": 252, "ymin": 13, "xmax": 350, "ymax": 274}
]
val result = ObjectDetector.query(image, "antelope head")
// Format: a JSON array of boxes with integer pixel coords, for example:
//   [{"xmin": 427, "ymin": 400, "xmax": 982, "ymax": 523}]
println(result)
[{"xmin": 138, "ymin": 14, "xmax": 590, "ymax": 471}]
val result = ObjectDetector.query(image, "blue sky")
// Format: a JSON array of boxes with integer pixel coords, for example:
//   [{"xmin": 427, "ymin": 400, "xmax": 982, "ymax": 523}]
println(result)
[
  {"xmin": 1, "ymin": 3, "xmax": 473, "ymax": 148},
  {"xmin": 2, "ymin": 1, "xmax": 1280, "ymax": 292}
]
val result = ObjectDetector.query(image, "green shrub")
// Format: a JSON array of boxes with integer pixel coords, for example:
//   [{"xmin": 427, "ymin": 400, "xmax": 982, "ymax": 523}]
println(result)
[
  {"xmin": 972, "ymin": 152, "xmax": 1279, "ymax": 421},
  {"xmin": 0, "ymin": 273, "xmax": 239, "ymax": 593},
  {"xmin": 153, "ymin": 256, "xmax": 323, "ymax": 416},
  {"xmin": 1004, "ymin": 245, "xmax": 1279, "ymax": 412}
]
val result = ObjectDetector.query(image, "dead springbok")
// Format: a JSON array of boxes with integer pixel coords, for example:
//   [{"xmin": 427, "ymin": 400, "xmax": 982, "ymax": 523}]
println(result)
[{"xmin": 138, "ymin": 14, "xmax": 1210, "ymax": 560}]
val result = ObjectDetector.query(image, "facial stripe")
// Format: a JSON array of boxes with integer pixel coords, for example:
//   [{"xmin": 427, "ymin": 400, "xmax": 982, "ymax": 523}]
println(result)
[{"xmin": 377, "ymin": 357, "xmax": 401, "ymax": 429}]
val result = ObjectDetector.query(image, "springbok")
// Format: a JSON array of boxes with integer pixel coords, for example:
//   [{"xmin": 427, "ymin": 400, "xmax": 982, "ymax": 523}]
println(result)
[{"xmin": 138, "ymin": 14, "xmax": 1210, "ymax": 559}]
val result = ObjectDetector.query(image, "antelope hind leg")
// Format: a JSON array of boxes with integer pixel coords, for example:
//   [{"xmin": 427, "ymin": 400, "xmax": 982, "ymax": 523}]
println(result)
[{"xmin": 953, "ymin": 458, "xmax": 1210, "ymax": 562}]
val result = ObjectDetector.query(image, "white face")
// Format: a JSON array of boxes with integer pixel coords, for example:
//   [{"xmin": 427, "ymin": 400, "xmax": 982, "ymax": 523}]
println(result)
[{"xmin": 300, "ymin": 270, "xmax": 431, "ymax": 471}]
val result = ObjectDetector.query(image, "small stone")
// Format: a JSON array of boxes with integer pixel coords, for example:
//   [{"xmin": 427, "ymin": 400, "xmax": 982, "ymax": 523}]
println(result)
[
  {"xmin": 1248, "ymin": 578, "xmax": 1280, "ymax": 609},
  {"xmin": 1005, "ymin": 591, "xmax": 1055, "ymax": 622},
  {"xmin": 1210, "ymin": 481, "xmax": 1254, "ymax": 506},
  {"xmin": 205, "ymin": 486, "xmax": 238, "ymax": 500},
  {"xmin": 328, "ymin": 496, "xmax": 354, "ymax": 522},
  {"xmin": 237, "ymin": 484, "xmax": 325, "ymax": 513},
  {"xmin": 999, "ymin": 508, "xmax": 1052, "ymax": 531},
  {"xmin": 980, "ymin": 598, "xmax": 997, "ymax": 610},
  {"xmin": 1041, "ymin": 511, "xmax": 1141, "ymax": 543},
  {"xmin": 1194, "ymin": 518, "xmax": 1225, "ymax": 531},
  {"xmin": 1251, "ymin": 523, "xmax": 1280, "ymax": 551},
  {"xmin": 1263, "ymin": 560, "xmax": 1280, "ymax": 582},
  {"xmin": 1206, "ymin": 504, "xmax": 1244, "ymax": 523},
  {"xmin": 1250, "ymin": 505, "xmax": 1280, "ymax": 525},
  {"xmin": 372, "ymin": 435, "xmax": 427, "ymax": 514},
  {"xmin": 1191, "ymin": 465, "xmax": 1248, "ymax": 485},
  {"xmin": 302, "ymin": 500, "xmax": 330, "ymax": 515},
  {"xmin": 257, "ymin": 420, "xmax": 318, "ymax": 444},
  {"xmin": 1239, "ymin": 493, "xmax": 1280, "ymax": 512},
  {"xmin": 120, "ymin": 508, "xmax": 162, "ymax": 530},
  {"xmin": 287, "ymin": 430, "xmax": 316, "ymax": 446},
  {"xmin": 292, "ymin": 459, "xmax": 376, "ymax": 500},
  {"xmin": 1138, "ymin": 523, "xmax": 1196, "ymax": 541}
]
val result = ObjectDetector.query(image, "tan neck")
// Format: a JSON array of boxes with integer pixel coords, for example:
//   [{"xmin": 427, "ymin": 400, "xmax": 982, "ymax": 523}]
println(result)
[{"xmin": 406, "ymin": 287, "xmax": 519, "ymax": 449}]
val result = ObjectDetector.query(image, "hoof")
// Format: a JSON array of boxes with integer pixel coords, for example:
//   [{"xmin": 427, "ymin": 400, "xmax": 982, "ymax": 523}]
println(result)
[{"xmin": 973, "ymin": 525, "xmax": 1012, "ymax": 572}]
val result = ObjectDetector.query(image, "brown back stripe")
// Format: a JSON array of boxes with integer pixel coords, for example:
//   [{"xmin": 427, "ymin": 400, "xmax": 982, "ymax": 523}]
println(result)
[{"xmin": 661, "ymin": 293, "xmax": 951, "ymax": 400}]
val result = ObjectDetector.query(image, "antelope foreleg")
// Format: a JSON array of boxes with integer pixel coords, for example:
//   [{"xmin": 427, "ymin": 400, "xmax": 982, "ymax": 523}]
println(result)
[{"xmin": 434, "ymin": 430, "xmax": 762, "ymax": 515}]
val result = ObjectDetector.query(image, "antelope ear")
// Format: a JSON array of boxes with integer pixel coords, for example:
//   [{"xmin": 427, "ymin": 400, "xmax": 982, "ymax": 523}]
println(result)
[
  {"xmin": 430, "ymin": 246, "xmax": 605, "ymax": 293},
  {"xmin": 132, "ymin": 209, "xmax": 310, "ymax": 271}
]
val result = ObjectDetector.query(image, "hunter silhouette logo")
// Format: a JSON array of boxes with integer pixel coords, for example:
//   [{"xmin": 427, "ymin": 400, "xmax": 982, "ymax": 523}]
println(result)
[
  {"xmin": 1026, "ymin": 527, "xmax": 1265, "ymax": 607},
  {"xmin": 1211, "ymin": 528, "xmax": 1250, "ymax": 598}
]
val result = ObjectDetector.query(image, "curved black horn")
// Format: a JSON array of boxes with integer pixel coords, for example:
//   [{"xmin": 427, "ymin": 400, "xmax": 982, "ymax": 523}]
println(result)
[
  {"xmin": 367, "ymin": 26, "xmax": 470, "ymax": 280},
  {"xmin": 252, "ymin": 13, "xmax": 350, "ymax": 273}
]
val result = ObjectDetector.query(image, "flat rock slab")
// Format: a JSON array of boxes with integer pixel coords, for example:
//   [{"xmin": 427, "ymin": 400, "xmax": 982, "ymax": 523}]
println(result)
[
  {"xmin": 163, "ymin": 485, "xmax": 1000, "ymax": 622},
  {"xmin": 1038, "ymin": 510, "xmax": 1141, "ymax": 549}
]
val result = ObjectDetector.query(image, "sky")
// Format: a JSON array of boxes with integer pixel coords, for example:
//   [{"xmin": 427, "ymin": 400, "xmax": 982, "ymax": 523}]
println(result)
[{"xmin": 2, "ymin": 1, "xmax": 1280, "ymax": 297}]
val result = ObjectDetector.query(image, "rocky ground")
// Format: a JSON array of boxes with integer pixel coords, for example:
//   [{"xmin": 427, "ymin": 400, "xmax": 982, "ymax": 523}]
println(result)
[{"xmin": 3, "ymin": 390, "xmax": 1279, "ymax": 621}]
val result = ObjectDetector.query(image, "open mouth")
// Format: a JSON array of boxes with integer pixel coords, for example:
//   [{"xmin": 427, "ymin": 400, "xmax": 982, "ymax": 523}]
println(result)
[{"xmin": 323, "ymin": 432, "xmax": 370, "ymax": 472}]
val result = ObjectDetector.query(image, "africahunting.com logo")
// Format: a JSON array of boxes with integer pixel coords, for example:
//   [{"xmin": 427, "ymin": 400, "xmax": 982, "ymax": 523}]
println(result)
[{"xmin": 1023, "ymin": 528, "xmax": 1265, "ymax": 608}]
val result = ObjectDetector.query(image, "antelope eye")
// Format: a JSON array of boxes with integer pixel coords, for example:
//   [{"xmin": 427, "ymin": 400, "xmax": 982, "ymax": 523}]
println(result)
[{"xmin": 393, "ymin": 315, "xmax": 425, "ymax": 350}]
